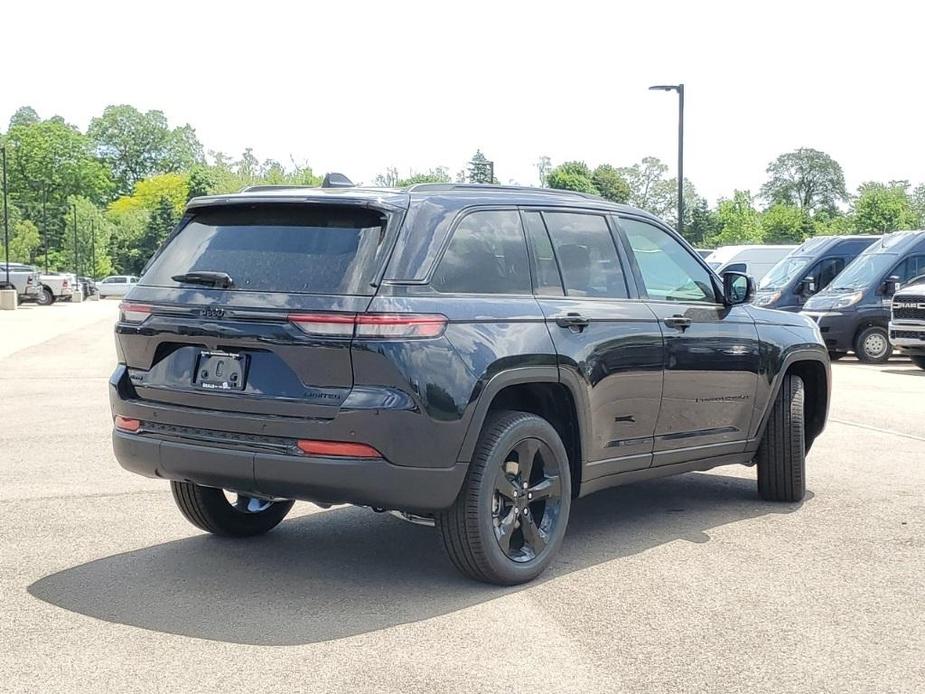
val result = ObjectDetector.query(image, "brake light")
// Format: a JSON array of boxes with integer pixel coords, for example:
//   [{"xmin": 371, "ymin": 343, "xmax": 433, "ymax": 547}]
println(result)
[
  {"xmin": 287, "ymin": 313, "xmax": 447, "ymax": 339},
  {"xmin": 62, "ymin": 279, "xmax": 69, "ymax": 288},
  {"xmin": 26, "ymin": 276, "xmax": 33, "ymax": 285},
  {"xmin": 114, "ymin": 416, "xmax": 141, "ymax": 433},
  {"xmin": 119, "ymin": 302, "xmax": 152, "ymax": 323},
  {"xmin": 296, "ymin": 439, "xmax": 382, "ymax": 458}
]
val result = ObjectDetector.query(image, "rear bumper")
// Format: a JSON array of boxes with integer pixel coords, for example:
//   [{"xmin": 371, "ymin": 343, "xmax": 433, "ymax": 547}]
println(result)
[{"xmin": 113, "ymin": 430, "xmax": 467, "ymax": 512}]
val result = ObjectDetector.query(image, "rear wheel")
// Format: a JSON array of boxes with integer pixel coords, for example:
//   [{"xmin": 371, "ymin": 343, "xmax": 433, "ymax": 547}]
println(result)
[
  {"xmin": 854, "ymin": 326, "xmax": 891, "ymax": 363},
  {"xmin": 756, "ymin": 373, "xmax": 806, "ymax": 502},
  {"xmin": 911, "ymin": 355, "xmax": 925, "ymax": 370},
  {"xmin": 36, "ymin": 287, "xmax": 54, "ymax": 306},
  {"xmin": 436, "ymin": 410, "xmax": 571, "ymax": 585},
  {"xmin": 170, "ymin": 481, "xmax": 294, "ymax": 537}
]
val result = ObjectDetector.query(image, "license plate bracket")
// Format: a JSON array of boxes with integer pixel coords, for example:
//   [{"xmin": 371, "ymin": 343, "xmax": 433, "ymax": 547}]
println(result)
[{"xmin": 195, "ymin": 351, "xmax": 247, "ymax": 391}]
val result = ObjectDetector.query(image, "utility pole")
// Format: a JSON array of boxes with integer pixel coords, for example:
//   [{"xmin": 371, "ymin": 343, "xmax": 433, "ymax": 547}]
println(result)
[
  {"xmin": 2, "ymin": 147, "xmax": 9, "ymax": 288},
  {"xmin": 90, "ymin": 219, "xmax": 96, "ymax": 278},
  {"xmin": 649, "ymin": 83, "xmax": 685, "ymax": 236},
  {"xmin": 73, "ymin": 203, "xmax": 79, "ymax": 280},
  {"xmin": 42, "ymin": 187, "xmax": 49, "ymax": 273}
]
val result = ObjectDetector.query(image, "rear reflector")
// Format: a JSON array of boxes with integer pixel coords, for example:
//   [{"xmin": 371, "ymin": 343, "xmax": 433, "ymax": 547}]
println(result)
[
  {"xmin": 296, "ymin": 439, "xmax": 382, "ymax": 458},
  {"xmin": 288, "ymin": 312, "xmax": 446, "ymax": 339},
  {"xmin": 114, "ymin": 416, "xmax": 141, "ymax": 432},
  {"xmin": 119, "ymin": 302, "xmax": 153, "ymax": 323}
]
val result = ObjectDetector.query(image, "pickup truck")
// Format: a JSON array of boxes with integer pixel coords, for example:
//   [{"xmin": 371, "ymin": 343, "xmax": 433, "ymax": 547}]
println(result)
[
  {"xmin": 0, "ymin": 263, "xmax": 43, "ymax": 303},
  {"xmin": 888, "ymin": 274, "xmax": 925, "ymax": 370},
  {"xmin": 37, "ymin": 272, "xmax": 75, "ymax": 305}
]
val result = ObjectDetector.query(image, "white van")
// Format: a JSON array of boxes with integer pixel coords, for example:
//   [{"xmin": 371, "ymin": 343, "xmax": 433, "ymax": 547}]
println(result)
[{"xmin": 705, "ymin": 245, "xmax": 798, "ymax": 281}]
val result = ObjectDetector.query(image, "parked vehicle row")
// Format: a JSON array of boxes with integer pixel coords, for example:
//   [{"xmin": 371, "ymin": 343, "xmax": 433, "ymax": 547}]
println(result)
[
  {"xmin": 802, "ymin": 231, "xmax": 925, "ymax": 362},
  {"xmin": 0, "ymin": 269, "xmax": 136, "ymax": 306}
]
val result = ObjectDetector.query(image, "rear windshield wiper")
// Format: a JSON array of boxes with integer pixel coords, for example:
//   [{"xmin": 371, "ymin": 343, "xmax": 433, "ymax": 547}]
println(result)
[{"xmin": 171, "ymin": 271, "xmax": 234, "ymax": 288}]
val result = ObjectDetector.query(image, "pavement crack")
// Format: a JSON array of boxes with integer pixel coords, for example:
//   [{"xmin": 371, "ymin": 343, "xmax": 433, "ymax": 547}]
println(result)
[{"xmin": 829, "ymin": 418, "xmax": 925, "ymax": 442}]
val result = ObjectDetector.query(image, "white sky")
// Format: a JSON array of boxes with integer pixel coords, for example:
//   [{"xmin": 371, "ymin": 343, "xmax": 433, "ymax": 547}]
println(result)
[{"xmin": 2, "ymin": 0, "xmax": 923, "ymax": 204}]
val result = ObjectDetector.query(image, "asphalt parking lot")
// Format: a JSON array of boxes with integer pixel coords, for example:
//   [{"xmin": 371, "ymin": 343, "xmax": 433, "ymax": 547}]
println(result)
[{"xmin": 1, "ymin": 301, "xmax": 923, "ymax": 694}]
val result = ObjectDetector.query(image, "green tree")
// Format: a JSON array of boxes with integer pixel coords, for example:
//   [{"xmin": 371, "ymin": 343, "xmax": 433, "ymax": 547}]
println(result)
[
  {"xmin": 708, "ymin": 191, "xmax": 763, "ymax": 245},
  {"xmin": 466, "ymin": 150, "xmax": 495, "ymax": 184},
  {"xmin": 397, "ymin": 167, "xmax": 451, "ymax": 187},
  {"xmin": 687, "ymin": 199, "xmax": 718, "ymax": 247},
  {"xmin": 761, "ymin": 204, "xmax": 808, "ymax": 244},
  {"xmin": 9, "ymin": 219, "xmax": 41, "ymax": 264},
  {"xmin": 853, "ymin": 181, "xmax": 918, "ymax": 232},
  {"xmin": 911, "ymin": 184, "xmax": 925, "ymax": 225},
  {"xmin": 591, "ymin": 164, "xmax": 631, "ymax": 203},
  {"xmin": 88, "ymin": 105, "xmax": 204, "ymax": 194},
  {"xmin": 546, "ymin": 161, "xmax": 597, "ymax": 194},
  {"xmin": 135, "ymin": 196, "xmax": 179, "ymax": 273},
  {"xmin": 760, "ymin": 148, "xmax": 847, "ymax": 215},
  {"xmin": 536, "ymin": 156, "xmax": 552, "ymax": 187},
  {"xmin": 4, "ymin": 115, "xmax": 112, "ymax": 252},
  {"xmin": 8, "ymin": 106, "xmax": 40, "ymax": 129},
  {"xmin": 187, "ymin": 165, "xmax": 215, "ymax": 200},
  {"xmin": 618, "ymin": 157, "xmax": 669, "ymax": 210}
]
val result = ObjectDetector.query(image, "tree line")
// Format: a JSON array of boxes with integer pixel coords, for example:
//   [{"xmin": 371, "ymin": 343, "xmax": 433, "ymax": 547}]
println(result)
[{"xmin": 2, "ymin": 104, "xmax": 924, "ymax": 277}]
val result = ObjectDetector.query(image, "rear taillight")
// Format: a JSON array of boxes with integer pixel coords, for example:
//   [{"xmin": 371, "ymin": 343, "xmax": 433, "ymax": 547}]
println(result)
[
  {"xmin": 62, "ymin": 279, "xmax": 69, "ymax": 288},
  {"xmin": 26, "ymin": 276, "xmax": 33, "ymax": 285},
  {"xmin": 355, "ymin": 314, "xmax": 447, "ymax": 338},
  {"xmin": 114, "ymin": 416, "xmax": 141, "ymax": 432},
  {"xmin": 288, "ymin": 313, "xmax": 357, "ymax": 338},
  {"xmin": 296, "ymin": 439, "xmax": 382, "ymax": 458},
  {"xmin": 119, "ymin": 302, "xmax": 152, "ymax": 323},
  {"xmin": 288, "ymin": 313, "xmax": 447, "ymax": 339}
]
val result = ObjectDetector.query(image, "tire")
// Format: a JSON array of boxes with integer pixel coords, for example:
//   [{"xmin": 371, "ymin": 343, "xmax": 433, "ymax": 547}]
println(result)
[
  {"xmin": 170, "ymin": 481, "xmax": 294, "ymax": 537},
  {"xmin": 854, "ymin": 326, "xmax": 892, "ymax": 363},
  {"xmin": 436, "ymin": 410, "xmax": 572, "ymax": 585},
  {"xmin": 911, "ymin": 356, "xmax": 925, "ymax": 370},
  {"xmin": 36, "ymin": 287, "xmax": 54, "ymax": 306},
  {"xmin": 757, "ymin": 373, "xmax": 806, "ymax": 502},
  {"xmin": 828, "ymin": 351, "xmax": 847, "ymax": 361}
]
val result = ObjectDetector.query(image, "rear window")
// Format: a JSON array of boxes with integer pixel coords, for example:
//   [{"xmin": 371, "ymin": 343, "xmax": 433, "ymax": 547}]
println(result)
[{"xmin": 141, "ymin": 205, "xmax": 389, "ymax": 295}]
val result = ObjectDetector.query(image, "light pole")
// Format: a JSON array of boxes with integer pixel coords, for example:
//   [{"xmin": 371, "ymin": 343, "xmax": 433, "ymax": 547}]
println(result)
[
  {"xmin": 649, "ymin": 83, "xmax": 685, "ymax": 236},
  {"xmin": 2, "ymin": 146, "xmax": 9, "ymax": 288}
]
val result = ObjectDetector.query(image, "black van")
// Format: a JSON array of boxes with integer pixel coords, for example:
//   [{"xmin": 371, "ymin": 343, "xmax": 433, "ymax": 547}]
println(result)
[
  {"xmin": 802, "ymin": 231, "xmax": 925, "ymax": 362},
  {"xmin": 752, "ymin": 235, "xmax": 878, "ymax": 311}
]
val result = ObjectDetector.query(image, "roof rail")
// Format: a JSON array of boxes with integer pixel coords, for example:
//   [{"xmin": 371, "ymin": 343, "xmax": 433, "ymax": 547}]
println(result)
[
  {"xmin": 238, "ymin": 184, "xmax": 318, "ymax": 193},
  {"xmin": 404, "ymin": 182, "xmax": 603, "ymax": 201}
]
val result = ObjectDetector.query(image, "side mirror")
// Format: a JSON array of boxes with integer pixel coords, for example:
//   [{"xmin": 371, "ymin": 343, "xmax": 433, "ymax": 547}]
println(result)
[
  {"xmin": 723, "ymin": 271, "xmax": 755, "ymax": 305},
  {"xmin": 881, "ymin": 275, "xmax": 901, "ymax": 296}
]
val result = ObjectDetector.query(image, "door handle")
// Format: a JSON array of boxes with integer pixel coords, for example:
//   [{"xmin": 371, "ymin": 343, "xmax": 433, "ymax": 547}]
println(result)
[
  {"xmin": 663, "ymin": 315, "xmax": 692, "ymax": 330},
  {"xmin": 555, "ymin": 312, "xmax": 591, "ymax": 331}
]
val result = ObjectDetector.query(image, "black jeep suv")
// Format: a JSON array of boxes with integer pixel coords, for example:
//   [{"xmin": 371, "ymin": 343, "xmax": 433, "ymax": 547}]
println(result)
[{"xmin": 110, "ymin": 183, "xmax": 830, "ymax": 584}]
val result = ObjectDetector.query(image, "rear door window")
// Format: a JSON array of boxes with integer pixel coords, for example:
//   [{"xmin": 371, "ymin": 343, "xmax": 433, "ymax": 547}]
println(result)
[
  {"xmin": 542, "ymin": 211, "xmax": 628, "ymax": 298},
  {"xmin": 431, "ymin": 210, "xmax": 531, "ymax": 294},
  {"xmin": 141, "ymin": 205, "xmax": 389, "ymax": 295}
]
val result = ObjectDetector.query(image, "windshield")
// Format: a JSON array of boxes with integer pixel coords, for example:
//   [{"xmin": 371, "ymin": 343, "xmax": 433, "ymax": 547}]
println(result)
[
  {"xmin": 826, "ymin": 252, "xmax": 898, "ymax": 291},
  {"xmin": 759, "ymin": 256, "xmax": 810, "ymax": 290},
  {"xmin": 141, "ymin": 205, "xmax": 389, "ymax": 295}
]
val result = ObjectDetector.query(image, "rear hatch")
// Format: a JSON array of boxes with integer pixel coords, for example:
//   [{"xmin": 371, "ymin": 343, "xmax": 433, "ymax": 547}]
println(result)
[{"xmin": 116, "ymin": 202, "xmax": 396, "ymax": 419}]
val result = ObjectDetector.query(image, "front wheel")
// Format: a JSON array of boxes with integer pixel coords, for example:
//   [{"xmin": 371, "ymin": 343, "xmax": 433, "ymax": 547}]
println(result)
[
  {"xmin": 757, "ymin": 373, "xmax": 806, "ymax": 502},
  {"xmin": 911, "ymin": 355, "xmax": 925, "ymax": 370},
  {"xmin": 170, "ymin": 481, "xmax": 294, "ymax": 537},
  {"xmin": 437, "ymin": 410, "xmax": 572, "ymax": 585},
  {"xmin": 854, "ymin": 326, "xmax": 891, "ymax": 363}
]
